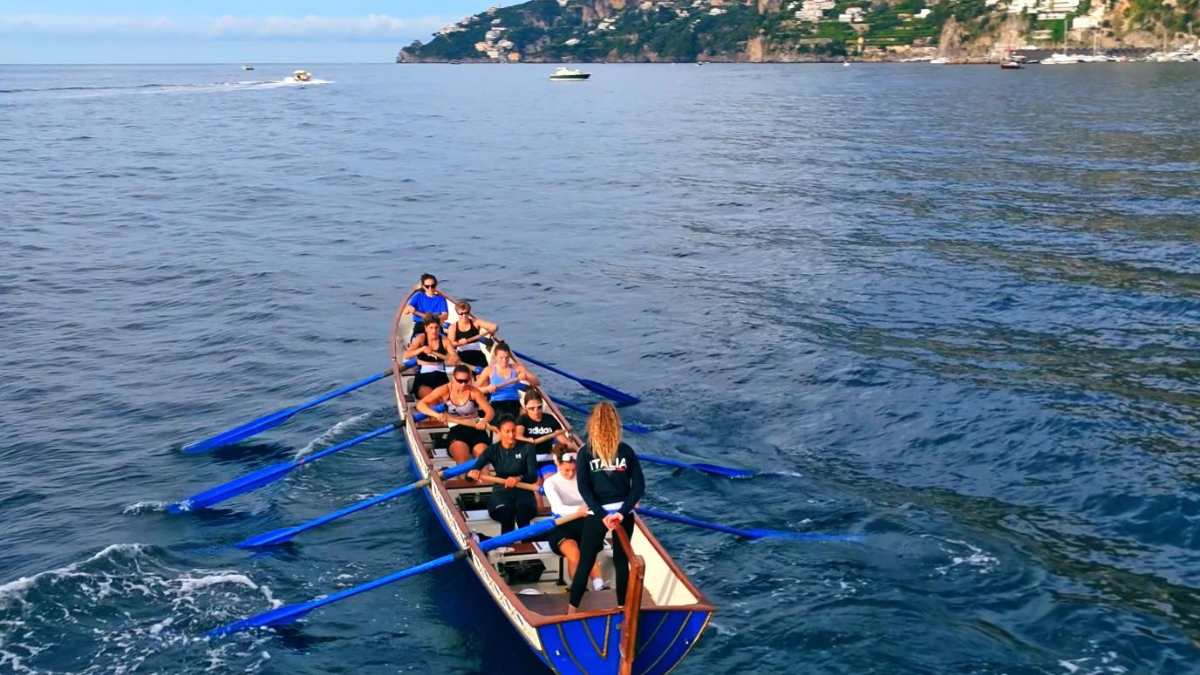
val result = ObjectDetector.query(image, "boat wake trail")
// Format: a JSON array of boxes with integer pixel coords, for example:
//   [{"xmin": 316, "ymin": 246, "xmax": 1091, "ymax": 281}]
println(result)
[
  {"xmin": 0, "ymin": 544, "xmax": 276, "ymax": 673},
  {"xmin": 293, "ymin": 412, "xmax": 372, "ymax": 459},
  {"xmin": 0, "ymin": 78, "xmax": 331, "ymax": 97}
]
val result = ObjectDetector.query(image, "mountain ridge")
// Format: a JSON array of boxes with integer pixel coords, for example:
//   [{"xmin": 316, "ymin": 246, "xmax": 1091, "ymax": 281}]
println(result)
[{"xmin": 397, "ymin": 0, "xmax": 1198, "ymax": 63}]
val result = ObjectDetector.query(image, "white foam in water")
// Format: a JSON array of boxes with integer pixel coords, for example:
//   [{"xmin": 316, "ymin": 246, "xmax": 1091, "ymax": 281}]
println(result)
[
  {"xmin": 122, "ymin": 500, "xmax": 168, "ymax": 515},
  {"xmin": 0, "ymin": 543, "xmax": 278, "ymax": 672},
  {"xmin": 294, "ymin": 412, "xmax": 371, "ymax": 459},
  {"xmin": 926, "ymin": 537, "xmax": 999, "ymax": 576}
]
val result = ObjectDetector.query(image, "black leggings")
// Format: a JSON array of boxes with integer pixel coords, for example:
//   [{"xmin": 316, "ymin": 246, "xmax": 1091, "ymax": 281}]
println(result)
[
  {"xmin": 488, "ymin": 487, "xmax": 536, "ymax": 534},
  {"xmin": 569, "ymin": 514, "xmax": 635, "ymax": 608}
]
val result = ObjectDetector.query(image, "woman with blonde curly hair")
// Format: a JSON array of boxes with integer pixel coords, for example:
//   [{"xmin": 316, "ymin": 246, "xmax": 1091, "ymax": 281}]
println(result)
[{"xmin": 567, "ymin": 401, "xmax": 645, "ymax": 612}]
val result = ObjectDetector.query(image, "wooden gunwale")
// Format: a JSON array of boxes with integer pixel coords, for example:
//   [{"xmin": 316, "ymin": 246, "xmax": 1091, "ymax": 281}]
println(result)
[{"xmin": 388, "ymin": 288, "xmax": 714, "ymax": 638}]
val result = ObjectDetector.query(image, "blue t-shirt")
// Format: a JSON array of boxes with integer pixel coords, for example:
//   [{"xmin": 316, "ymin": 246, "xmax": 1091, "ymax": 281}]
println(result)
[{"xmin": 409, "ymin": 293, "xmax": 448, "ymax": 319}]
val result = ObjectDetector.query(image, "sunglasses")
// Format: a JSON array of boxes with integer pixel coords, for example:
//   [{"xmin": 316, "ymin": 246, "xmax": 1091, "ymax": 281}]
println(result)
[
  {"xmin": 423, "ymin": 284, "xmax": 436, "ymax": 289},
  {"xmin": 454, "ymin": 378, "xmax": 470, "ymax": 384}
]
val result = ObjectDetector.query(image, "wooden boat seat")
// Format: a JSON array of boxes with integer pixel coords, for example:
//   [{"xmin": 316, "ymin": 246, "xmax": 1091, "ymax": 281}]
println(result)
[{"xmin": 515, "ymin": 587, "xmax": 656, "ymax": 617}]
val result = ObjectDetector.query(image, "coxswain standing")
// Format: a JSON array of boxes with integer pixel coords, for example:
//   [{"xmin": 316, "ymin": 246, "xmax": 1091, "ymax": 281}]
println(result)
[{"xmin": 568, "ymin": 402, "xmax": 645, "ymax": 613}]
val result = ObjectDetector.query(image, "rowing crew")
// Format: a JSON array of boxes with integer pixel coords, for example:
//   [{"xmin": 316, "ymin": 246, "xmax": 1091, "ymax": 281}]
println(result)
[
  {"xmin": 402, "ymin": 275, "xmax": 645, "ymax": 612},
  {"xmin": 460, "ymin": 403, "xmax": 645, "ymax": 613}
]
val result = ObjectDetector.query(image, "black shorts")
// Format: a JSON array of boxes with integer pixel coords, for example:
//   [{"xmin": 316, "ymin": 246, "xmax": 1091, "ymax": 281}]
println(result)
[
  {"xmin": 446, "ymin": 423, "xmax": 490, "ymax": 448},
  {"xmin": 412, "ymin": 370, "xmax": 448, "ymax": 394},
  {"xmin": 491, "ymin": 399, "xmax": 521, "ymax": 421},
  {"xmin": 547, "ymin": 518, "xmax": 587, "ymax": 555},
  {"xmin": 457, "ymin": 349, "xmax": 488, "ymax": 369}
]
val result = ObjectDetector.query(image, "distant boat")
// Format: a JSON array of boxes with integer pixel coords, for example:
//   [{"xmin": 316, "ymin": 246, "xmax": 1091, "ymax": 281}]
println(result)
[
  {"xmin": 1041, "ymin": 53, "xmax": 1081, "ymax": 65},
  {"xmin": 549, "ymin": 67, "xmax": 590, "ymax": 80},
  {"xmin": 842, "ymin": 60, "xmax": 850, "ymax": 67},
  {"xmin": 242, "ymin": 65, "xmax": 254, "ymax": 71},
  {"xmin": 1000, "ymin": 61, "xmax": 1022, "ymax": 69},
  {"xmin": 290, "ymin": 70, "xmax": 313, "ymax": 82},
  {"xmin": 930, "ymin": 57, "xmax": 950, "ymax": 64}
]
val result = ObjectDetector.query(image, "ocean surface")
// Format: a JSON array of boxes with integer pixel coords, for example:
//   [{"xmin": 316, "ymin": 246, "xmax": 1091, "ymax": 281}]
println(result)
[{"xmin": 1, "ymin": 62, "xmax": 1198, "ymax": 674}]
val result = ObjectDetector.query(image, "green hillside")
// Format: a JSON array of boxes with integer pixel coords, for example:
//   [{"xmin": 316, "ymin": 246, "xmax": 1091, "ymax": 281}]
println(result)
[{"xmin": 397, "ymin": 0, "xmax": 1199, "ymax": 62}]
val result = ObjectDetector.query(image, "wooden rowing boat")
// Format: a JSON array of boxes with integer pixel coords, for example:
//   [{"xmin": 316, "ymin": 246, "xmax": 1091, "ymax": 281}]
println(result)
[{"xmin": 389, "ymin": 289, "xmax": 714, "ymax": 674}]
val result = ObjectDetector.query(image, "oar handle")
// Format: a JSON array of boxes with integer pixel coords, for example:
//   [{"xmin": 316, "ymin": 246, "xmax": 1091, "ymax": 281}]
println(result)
[{"xmin": 473, "ymin": 474, "xmax": 540, "ymax": 492}]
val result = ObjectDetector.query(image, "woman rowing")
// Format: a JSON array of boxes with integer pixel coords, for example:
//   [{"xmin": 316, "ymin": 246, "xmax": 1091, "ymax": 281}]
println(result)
[
  {"xmin": 447, "ymin": 301, "xmax": 496, "ymax": 370},
  {"xmin": 568, "ymin": 402, "xmax": 645, "ymax": 614},
  {"xmin": 475, "ymin": 341, "xmax": 538, "ymax": 420},
  {"xmin": 467, "ymin": 417, "xmax": 537, "ymax": 534},
  {"xmin": 516, "ymin": 389, "xmax": 568, "ymax": 450},
  {"xmin": 403, "ymin": 314, "xmax": 458, "ymax": 398},
  {"xmin": 543, "ymin": 448, "xmax": 606, "ymax": 594},
  {"xmin": 401, "ymin": 273, "xmax": 448, "ymax": 340},
  {"xmin": 416, "ymin": 364, "xmax": 494, "ymax": 463}
]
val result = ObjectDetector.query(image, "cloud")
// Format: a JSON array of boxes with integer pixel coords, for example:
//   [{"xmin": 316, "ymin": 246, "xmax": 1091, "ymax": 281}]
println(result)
[{"xmin": 0, "ymin": 13, "xmax": 447, "ymax": 41}]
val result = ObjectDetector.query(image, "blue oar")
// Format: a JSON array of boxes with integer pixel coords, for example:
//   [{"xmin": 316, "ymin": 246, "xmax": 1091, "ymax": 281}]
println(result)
[
  {"xmin": 542, "ymin": 393, "xmax": 751, "ymax": 478},
  {"xmin": 182, "ymin": 363, "xmax": 415, "ymax": 454},
  {"xmin": 638, "ymin": 506, "xmax": 864, "ymax": 542},
  {"xmin": 169, "ymin": 422, "xmax": 399, "ymax": 513},
  {"xmin": 168, "ymin": 405, "xmax": 446, "ymax": 514},
  {"xmin": 236, "ymin": 458, "xmax": 474, "ymax": 548},
  {"xmin": 514, "ymin": 351, "xmax": 640, "ymax": 407},
  {"xmin": 548, "ymin": 395, "xmax": 652, "ymax": 434},
  {"xmin": 637, "ymin": 453, "xmax": 755, "ymax": 479},
  {"xmin": 210, "ymin": 514, "xmax": 579, "ymax": 637}
]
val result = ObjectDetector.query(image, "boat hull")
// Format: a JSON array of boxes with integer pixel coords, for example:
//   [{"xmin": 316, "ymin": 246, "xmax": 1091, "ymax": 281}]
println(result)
[{"xmin": 390, "ymin": 292, "xmax": 711, "ymax": 674}]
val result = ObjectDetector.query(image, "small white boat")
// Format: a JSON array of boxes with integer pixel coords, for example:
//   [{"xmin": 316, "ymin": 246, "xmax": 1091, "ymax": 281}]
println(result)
[
  {"xmin": 242, "ymin": 65, "xmax": 254, "ymax": 71},
  {"xmin": 549, "ymin": 67, "xmax": 590, "ymax": 80},
  {"xmin": 1041, "ymin": 53, "xmax": 1080, "ymax": 65},
  {"xmin": 930, "ymin": 57, "xmax": 950, "ymax": 65},
  {"xmin": 1000, "ymin": 61, "xmax": 1022, "ymax": 69},
  {"xmin": 291, "ymin": 70, "xmax": 313, "ymax": 82}
]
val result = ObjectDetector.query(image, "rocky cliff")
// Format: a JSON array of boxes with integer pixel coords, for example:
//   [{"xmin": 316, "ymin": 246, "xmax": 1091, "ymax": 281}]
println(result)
[{"xmin": 397, "ymin": 0, "xmax": 1199, "ymax": 62}]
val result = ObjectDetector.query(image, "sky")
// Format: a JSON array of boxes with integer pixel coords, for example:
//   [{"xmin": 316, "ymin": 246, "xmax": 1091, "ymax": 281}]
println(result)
[{"xmin": 0, "ymin": 2, "xmax": 506, "ymax": 63}]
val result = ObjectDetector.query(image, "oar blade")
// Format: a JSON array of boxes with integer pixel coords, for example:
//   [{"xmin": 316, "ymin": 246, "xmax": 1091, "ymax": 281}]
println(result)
[
  {"xmin": 183, "ymin": 408, "xmax": 297, "ymax": 454},
  {"xmin": 207, "ymin": 600, "xmax": 317, "ymax": 638},
  {"xmin": 168, "ymin": 461, "xmax": 295, "ymax": 513},
  {"xmin": 690, "ymin": 462, "xmax": 756, "ymax": 479},
  {"xmin": 639, "ymin": 453, "xmax": 754, "ymax": 479},
  {"xmin": 577, "ymin": 378, "xmax": 641, "ymax": 407},
  {"xmin": 745, "ymin": 529, "xmax": 866, "ymax": 543}
]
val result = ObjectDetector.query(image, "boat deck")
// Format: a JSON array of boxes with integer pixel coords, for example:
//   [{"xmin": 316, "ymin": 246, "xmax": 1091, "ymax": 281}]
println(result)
[{"xmin": 404, "ymin": 381, "xmax": 629, "ymax": 618}]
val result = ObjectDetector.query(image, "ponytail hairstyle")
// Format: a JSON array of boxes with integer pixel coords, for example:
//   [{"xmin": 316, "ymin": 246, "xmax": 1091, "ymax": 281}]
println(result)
[{"xmin": 585, "ymin": 402, "xmax": 622, "ymax": 466}]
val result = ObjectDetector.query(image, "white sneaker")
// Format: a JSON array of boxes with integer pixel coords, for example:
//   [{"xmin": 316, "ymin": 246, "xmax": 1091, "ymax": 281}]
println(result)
[{"xmin": 592, "ymin": 577, "xmax": 606, "ymax": 592}]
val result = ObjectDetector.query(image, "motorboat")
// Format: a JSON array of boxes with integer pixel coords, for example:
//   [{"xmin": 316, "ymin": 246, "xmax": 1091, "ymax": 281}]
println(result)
[
  {"xmin": 1041, "ymin": 53, "xmax": 1081, "ymax": 65},
  {"xmin": 930, "ymin": 57, "xmax": 950, "ymax": 64},
  {"xmin": 291, "ymin": 70, "xmax": 313, "ymax": 82},
  {"xmin": 549, "ymin": 67, "xmax": 590, "ymax": 80},
  {"xmin": 1000, "ymin": 61, "xmax": 1022, "ymax": 69},
  {"xmin": 242, "ymin": 65, "xmax": 254, "ymax": 71}
]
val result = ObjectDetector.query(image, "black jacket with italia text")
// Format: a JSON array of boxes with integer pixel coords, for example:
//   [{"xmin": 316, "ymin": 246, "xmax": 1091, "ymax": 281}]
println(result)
[{"xmin": 576, "ymin": 442, "xmax": 645, "ymax": 516}]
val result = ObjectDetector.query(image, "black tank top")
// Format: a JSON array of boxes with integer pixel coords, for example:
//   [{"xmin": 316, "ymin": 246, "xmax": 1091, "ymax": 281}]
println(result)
[
  {"xmin": 416, "ymin": 336, "xmax": 447, "ymax": 363},
  {"xmin": 456, "ymin": 319, "xmax": 480, "ymax": 341}
]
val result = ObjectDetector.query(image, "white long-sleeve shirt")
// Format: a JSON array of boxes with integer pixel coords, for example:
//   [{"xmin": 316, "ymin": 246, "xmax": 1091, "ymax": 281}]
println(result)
[{"xmin": 543, "ymin": 472, "xmax": 585, "ymax": 517}]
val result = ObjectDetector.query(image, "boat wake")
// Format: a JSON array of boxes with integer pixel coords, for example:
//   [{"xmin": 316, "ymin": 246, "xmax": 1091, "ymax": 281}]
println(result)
[
  {"xmin": 0, "ymin": 544, "xmax": 276, "ymax": 673},
  {"xmin": 293, "ymin": 412, "xmax": 372, "ymax": 459},
  {"xmin": 0, "ymin": 78, "xmax": 331, "ymax": 98}
]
